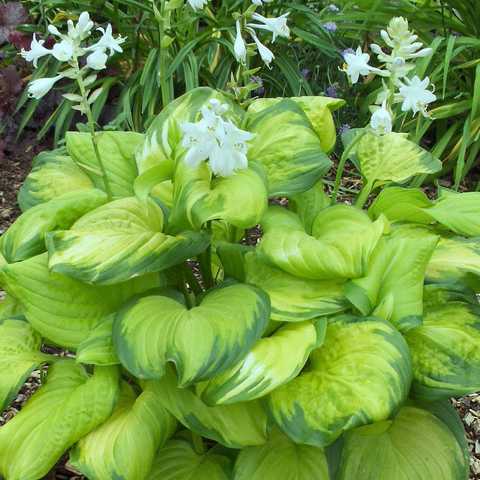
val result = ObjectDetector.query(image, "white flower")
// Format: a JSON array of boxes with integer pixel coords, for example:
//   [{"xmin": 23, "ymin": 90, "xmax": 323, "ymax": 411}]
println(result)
[
  {"xmin": 88, "ymin": 24, "xmax": 125, "ymax": 56},
  {"xmin": 248, "ymin": 13, "xmax": 290, "ymax": 43},
  {"xmin": 252, "ymin": 0, "xmax": 273, "ymax": 5},
  {"xmin": 234, "ymin": 20, "xmax": 247, "ymax": 64},
  {"xmin": 181, "ymin": 101, "xmax": 253, "ymax": 177},
  {"xmin": 27, "ymin": 75, "xmax": 62, "ymax": 99},
  {"xmin": 370, "ymin": 100, "xmax": 392, "ymax": 134},
  {"xmin": 398, "ymin": 75, "xmax": 436, "ymax": 116},
  {"xmin": 342, "ymin": 46, "xmax": 387, "ymax": 84},
  {"xmin": 86, "ymin": 49, "xmax": 108, "ymax": 70},
  {"xmin": 67, "ymin": 12, "xmax": 94, "ymax": 41},
  {"xmin": 250, "ymin": 31, "xmax": 274, "ymax": 67},
  {"xmin": 52, "ymin": 38, "xmax": 75, "ymax": 62},
  {"xmin": 20, "ymin": 34, "xmax": 51, "ymax": 67},
  {"xmin": 187, "ymin": 0, "xmax": 208, "ymax": 10}
]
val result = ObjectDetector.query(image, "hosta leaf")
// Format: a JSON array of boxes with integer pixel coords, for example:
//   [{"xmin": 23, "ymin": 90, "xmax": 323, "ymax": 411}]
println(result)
[
  {"xmin": 268, "ymin": 315, "xmax": 412, "ymax": 447},
  {"xmin": 368, "ymin": 186, "xmax": 433, "ymax": 224},
  {"xmin": 0, "ymin": 293, "xmax": 22, "ymax": 321},
  {"xmin": 217, "ymin": 243, "xmax": 346, "ymax": 322},
  {"xmin": 355, "ymin": 131, "xmax": 441, "ymax": 186},
  {"xmin": 137, "ymin": 87, "xmax": 243, "ymax": 174},
  {"xmin": 114, "ymin": 283, "xmax": 270, "ymax": 385},
  {"xmin": 167, "ymin": 159, "xmax": 268, "ymax": 233},
  {"xmin": 149, "ymin": 438, "xmax": 232, "ymax": 480},
  {"xmin": 201, "ymin": 320, "xmax": 325, "ymax": 405},
  {"xmin": 259, "ymin": 205, "xmax": 387, "ymax": 280},
  {"xmin": 18, "ymin": 149, "xmax": 94, "ymax": 211},
  {"xmin": 0, "ymin": 361, "xmax": 119, "ymax": 480},
  {"xmin": 76, "ymin": 315, "xmax": 118, "ymax": 366},
  {"xmin": 70, "ymin": 381, "xmax": 176, "ymax": 480},
  {"xmin": 66, "ymin": 131, "xmax": 144, "ymax": 198},
  {"xmin": 234, "ymin": 428, "xmax": 329, "ymax": 480},
  {"xmin": 346, "ymin": 226, "xmax": 438, "ymax": 331},
  {"xmin": 0, "ymin": 254, "xmax": 161, "ymax": 348},
  {"xmin": 2, "ymin": 189, "xmax": 107, "ymax": 263},
  {"xmin": 426, "ymin": 236, "xmax": 480, "ymax": 291},
  {"xmin": 289, "ymin": 181, "xmax": 330, "ymax": 234},
  {"xmin": 405, "ymin": 298, "xmax": 480, "ymax": 400},
  {"xmin": 247, "ymin": 95, "xmax": 345, "ymax": 153},
  {"xmin": 157, "ymin": 367, "xmax": 268, "ymax": 448},
  {"xmin": 246, "ymin": 99, "xmax": 332, "ymax": 196},
  {"xmin": 47, "ymin": 196, "xmax": 210, "ymax": 285},
  {"xmin": 0, "ymin": 318, "xmax": 50, "ymax": 410},
  {"xmin": 336, "ymin": 406, "xmax": 469, "ymax": 480},
  {"xmin": 426, "ymin": 190, "xmax": 480, "ymax": 236}
]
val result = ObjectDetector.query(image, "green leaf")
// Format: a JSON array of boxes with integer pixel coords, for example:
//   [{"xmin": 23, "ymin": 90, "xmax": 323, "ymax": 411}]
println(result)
[
  {"xmin": 137, "ymin": 87, "xmax": 243, "ymax": 174},
  {"xmin": 426, "ymin": 190, "xmax": 480, "ymax": 236},
  {"xmin": 406, "ymin": 297, "xmax": 480, "ymax": 400},
  {"xmin": 426, "ymin": 236, "xmax": 480, "ymax": 290},
  {"xmin": 47, "ymin": 196, "xmax": 210, "ymax": 285},
  {"xmin": 336, "ymin": 406, "xmax": 469, "ymax": 480},
  {"xmin": 368, "ymin": 186, "xmax": 433, "ymax": 224},
  {"xmin": 156, "ymin": 367, "xmax": 268, "ymax": 448},
  {"xmin": 18, "ymin": 149, "xmax": 94, "ymax": 211},
  {"xmin": 0, "ymin": 318, "xmax": 51, "ymax": 410},
  {"xmin": 2, "ymin": 190, "xmax": 107, "ymax": 263},
  {"xmin": 201, "ymin": 320, "xmax": 325, "ymax": 405},
  {"xmin": 259, "ymin": 205, "xmax": 387, "ymax": 280},
  {"xmin": 70, "ymin": 381, "xmax": 177, "ymax": 480},
  {"xmin": 247, "ymin": 96, "xmax": 345, "ymax": 153},
  {"xmin": 168, "ymin": 160, "xmax": 268, "ymax": 233},
  {"xmin": 289, "ymin": 181, "xmax": 330, "ymax": 234},
  {"xmin": 114, "ymin": 283, "xmax": 270, "ymax": 385},
  {"xmin": 76, "ymin": 315, "xmax": 119, "ymax": 366},
  {"xmin": 234, "ymin": 428, "xmax": 329, "ymax": 480},
  {"xmin": 346, "ymin": 226, "xmax": 438, "ymax": 331},
  {"xmin": 246, "ymin": 99, "xmax": 332, "ymax": 196},
  {"xmin": 0, "ymin": 361, "xmax": 119, "ymax": 480},
  {"xmin": 66, "ymin": 131, "xmax": 144, "ymax": 198},
  {"xmin": 355, "ymin": 131, "xmax": 442, "ymax": 186},
  {"xmin": 220, "ymin": 247, "xmax": 347, "ymax": 322},
  {"xmin": 149, "ymin": 438, "xmax": 232, "ymax": 480},
  {"xmin": 268, "ymin": 315, "xmax": 412, "ymax": 447},
  {"xmin": 0, "ymin": 254, "xmax": 162, "ymax": 348}
]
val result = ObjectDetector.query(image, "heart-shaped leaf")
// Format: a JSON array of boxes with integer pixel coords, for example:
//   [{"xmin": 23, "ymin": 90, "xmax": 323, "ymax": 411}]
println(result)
[
  {"xmin": 47, "ymin": 196, "xmax": 210, "ymax": 285},
  {"xmin": 268, "ymin": 315, "xmax": 412, "ymax": 447},
  {"xmin": 114, "ymin": 283, "xmax": 270, "ymax": 385}
]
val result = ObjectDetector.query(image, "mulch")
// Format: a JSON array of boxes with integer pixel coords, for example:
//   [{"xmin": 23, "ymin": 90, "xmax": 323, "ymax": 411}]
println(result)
[{"xmin": 1, "ymin": 133, "xmax": 480, "ymax": 479}]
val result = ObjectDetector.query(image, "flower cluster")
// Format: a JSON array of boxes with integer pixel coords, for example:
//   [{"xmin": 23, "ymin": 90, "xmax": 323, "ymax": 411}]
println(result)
[
  {"xmin": 181, "ymin": 99, "xmax": 254, "ymax": 177},
  {"xmin": 342, "ymin": 17, "xmax": 436, "ymax": 134},
  {"xmin": 20, "ymin": 12, "xmax": 125, "ymax": 100},
  {"xmin": 234, "ymin": 13, "xmax": 290, "ymax": 67}
]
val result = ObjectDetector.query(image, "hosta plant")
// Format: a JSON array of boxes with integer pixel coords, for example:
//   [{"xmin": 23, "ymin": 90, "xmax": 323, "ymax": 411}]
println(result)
[{"xmin": 1, "ymin": 86, "xmax": 480, "ymax": 480}]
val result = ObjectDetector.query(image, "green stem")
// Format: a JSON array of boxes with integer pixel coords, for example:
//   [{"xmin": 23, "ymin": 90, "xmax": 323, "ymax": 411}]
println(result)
[
  {"xmin": 198, "ymin": 222, "xmax": 214, "ymax": 289},
  {"xmin": 331, "ymin": 130, "xmax": 366, "ymax": 205},
  {"xmin": 179, "ymin": 268, "xmax": 196, "ymax": 309},
  {"xmin": 157, "ymin": 0, "xmax": 171, "ymax": 107},
  {"xmin": 76, "ymin": 69, "xmax": 113, "ymax": 200},
  {"xmin": 355, "ymin": 181, "xmax": 374, "ymax": 209},
  {"xmin": 191, "ymin": 432, "xmax": 205, "ymax": 455}
]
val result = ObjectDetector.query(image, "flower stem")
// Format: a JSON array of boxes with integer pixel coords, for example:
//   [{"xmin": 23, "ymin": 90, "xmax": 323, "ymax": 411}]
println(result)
[
  {"xmin": 157, "ymin": 0, "xmax": 172, "ymax": 107},
  {"xmin": 355, "ymin": 180, "xmax": 374, "ymax": 209},
  {"xmin": 76, "ymin": 71, "xmax": 113, "ymax": 200},
  {"xmin": 331, "ymin": 130, "xmax": 366, "ymax": 205}
]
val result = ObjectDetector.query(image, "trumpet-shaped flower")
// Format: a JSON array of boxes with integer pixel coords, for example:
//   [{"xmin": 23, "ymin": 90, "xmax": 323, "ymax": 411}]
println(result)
[
  {"xmin": 187, "ymin": 0, "xmax": 208, "ymax": 10},
  {"xmin": 20, "ymin": 34, "xmax": 51, "ymax": 67},
  {"xmin": 181, "ymin": 99, "xmax": 253, "ymax": 177},
  {"xmin": 250, "ymin": 31, "xmax": 274, "ymax": 67},
  {"xmin": 398, "ymin": 76, "xmax": 436, "ymax": 116},
  {"xmin": 252, "ymin": 0, "xmax": 273, "ymax": 4},
  {"xmin": 86, "ymin": 48, "xmax": 108, "ymax": 70},
  {"xmin": 67, "ymin": 12, "xmax": 94, "ymax": 41},
  {"xmin": 342, "ymin": 46, "xmax": 387, "ymax": 84},
  {"xmin": 52, "ymin": 38, "xmax": 76, "ymax": 62},
  {"xmin": 234, "ymin": 20, "xmax": 247, "ymax": 64},
  {"xmin": 248, "ymin": 13, "xmax": 290, "ymax": 43},
  {"xmin": 27, "ymin": 75, "xmax": 63, "ymax": 99},
  {"xmin": 370, "ymin": 100, "xmax": 392, "ymax": 134},
  {"xmin": 88, "ymin": 24, "xmax": 125, "ymax": 56}
]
